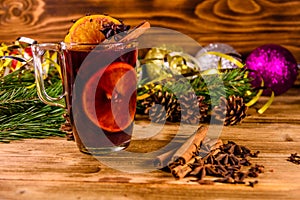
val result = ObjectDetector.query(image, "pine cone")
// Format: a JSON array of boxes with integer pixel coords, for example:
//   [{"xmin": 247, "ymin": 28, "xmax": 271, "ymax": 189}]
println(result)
[
  {"xmin": 140, "ymin": 89, "xmax": 209, "ymax": 124},
  {"xmin": 213, "ymin": 95, "xmax": 248, "ymax": 126},
  {"xmin": 177, "ymin": 92, "xmax": 209, "ymax": 124},
  {"xmin": 60, "ymin": 113, "xmax": 74, "ymax": 141},
  {"xmin": 141, "ymin": 90, "xmax": 179, "ymax": 123}
]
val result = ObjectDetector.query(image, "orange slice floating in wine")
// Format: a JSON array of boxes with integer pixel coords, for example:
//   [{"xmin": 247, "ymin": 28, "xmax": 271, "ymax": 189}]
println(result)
[
  {"xmin": 82, "ymin": 62, "xmax": 137, "ymax": 132},
  {"xmin": 64, "ymin": 14, "xmax": 122, "ymax": 43}
]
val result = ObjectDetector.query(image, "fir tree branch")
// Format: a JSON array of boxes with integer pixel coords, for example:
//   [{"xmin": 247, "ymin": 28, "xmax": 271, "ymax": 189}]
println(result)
[
  {"xmin": 136, "ymin": 68, "xmax": 256, "ymax": 112},
  {"xmin": 0, "ymin": 104, "xmax": 65, "ymax": 143},
  {"xmin": 0, "ymin": 67, "xmax": 65, "ymax": 143}
]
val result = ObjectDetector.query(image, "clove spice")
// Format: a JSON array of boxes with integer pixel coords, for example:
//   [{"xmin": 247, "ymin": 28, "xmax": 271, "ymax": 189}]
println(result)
[
  {"xmin": 156, "ymin": 127, "xmax": 265, "ymax": 187},
  {"xmin": 287, "ymin": 153, "xmax": 300, "ymax": 165}
]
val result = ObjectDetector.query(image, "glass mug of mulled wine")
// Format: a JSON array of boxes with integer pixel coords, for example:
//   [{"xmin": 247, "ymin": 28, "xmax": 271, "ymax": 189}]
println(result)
[{"xmin": 31, "ymin": 41, "xmax": 138, "ymax": 154}]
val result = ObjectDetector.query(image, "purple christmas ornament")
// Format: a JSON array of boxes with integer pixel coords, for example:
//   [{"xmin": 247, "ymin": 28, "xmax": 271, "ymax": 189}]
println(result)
[{"xmin": 245, "ymin": 44, "xmax": 298, "ymax": 96}]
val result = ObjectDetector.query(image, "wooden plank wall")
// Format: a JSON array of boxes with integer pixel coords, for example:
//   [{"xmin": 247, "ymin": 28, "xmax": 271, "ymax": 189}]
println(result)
[{"xmin": 0, "ymin": 0, "xmax": 299, "ymax": 62}]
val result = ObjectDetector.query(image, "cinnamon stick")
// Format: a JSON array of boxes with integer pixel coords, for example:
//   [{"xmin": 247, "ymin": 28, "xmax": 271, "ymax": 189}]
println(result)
[
  {"xmin": 154, "ymin": 148, "xmax": 177, "ymax": 169},
  {"xmin": 154, "ymin": 126, "xmax": 207, "ymax": 169},
  {"xmin": 171, "ymin": 125, "xmax": 208, "ymax": 165},
  {"xmin": 171, "ymin": 156, "xmax": 198, "ymax": 179},
  {"xmin": 119, "ymin": 21, "xmax": 150, "ymax": 42},
  {"xmin": 171, "ymin": 139, "xmax": 223, "ymax": 179}
]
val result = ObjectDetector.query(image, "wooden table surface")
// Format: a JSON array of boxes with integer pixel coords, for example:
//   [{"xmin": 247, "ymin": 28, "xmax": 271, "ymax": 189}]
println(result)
[
  {"xmin": 0, "ymin": 0, "xmax": 300, "ymax": 199},
  {"xmin": 1, "ymin": 83, "xmax": 300, "ymax": 200}
]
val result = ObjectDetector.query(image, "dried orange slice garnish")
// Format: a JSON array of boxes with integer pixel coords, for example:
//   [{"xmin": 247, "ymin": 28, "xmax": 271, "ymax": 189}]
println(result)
[
  {"xmin": 82, "ymin": 62, "xmax": 137, "ymax": 132},
  {"xmin": 64, "ymin": 14, "xmax": 122, "ymax": 43}
]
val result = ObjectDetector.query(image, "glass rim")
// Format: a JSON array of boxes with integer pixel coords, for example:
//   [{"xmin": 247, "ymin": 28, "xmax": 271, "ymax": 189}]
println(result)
[{"xmin": 61, "ymin": 40, "xmax": 137, "ymax": 46}]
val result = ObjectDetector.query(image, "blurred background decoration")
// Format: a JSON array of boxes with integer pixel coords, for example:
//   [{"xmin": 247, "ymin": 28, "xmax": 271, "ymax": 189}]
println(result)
[{"xmin": 0, "ymin": 0, "xmax": 299, "ymax": 63}]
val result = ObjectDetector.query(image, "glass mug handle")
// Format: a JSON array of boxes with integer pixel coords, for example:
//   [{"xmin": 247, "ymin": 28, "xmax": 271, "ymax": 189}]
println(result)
[{"xmin": 31, "ymin": 43, "xmax": 66, "ymax": 108}]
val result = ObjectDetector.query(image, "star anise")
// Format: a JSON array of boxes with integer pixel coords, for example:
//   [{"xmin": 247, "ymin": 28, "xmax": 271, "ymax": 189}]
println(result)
[
  {"xmin": 287, "ymin": 153, "xmax": 300, "ymax": 165},
  {"xmin": 101, "ymin": 22, "xmax": 130, "ymax": 40},
  {"xmin": 190, "ymin": 162, "xmax": 217, "ymax": 180}
]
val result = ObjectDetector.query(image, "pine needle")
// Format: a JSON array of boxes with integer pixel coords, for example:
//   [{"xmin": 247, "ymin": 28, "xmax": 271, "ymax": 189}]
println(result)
[
  {"xmin": 137, "ymin": 68, "xmax": 256, "ymax": 112},
  {"xmin": 0, "ymin": 67, "xmax": 65, "ymax": 143}
]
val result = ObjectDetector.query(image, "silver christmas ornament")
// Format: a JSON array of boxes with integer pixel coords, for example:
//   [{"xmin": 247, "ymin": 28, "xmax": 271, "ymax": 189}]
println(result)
[{"xmin": 196, "ymin": 43, "xmax": 241, "ymax": 71}]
